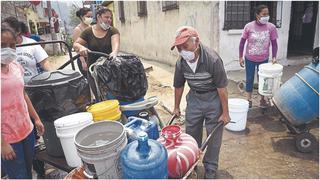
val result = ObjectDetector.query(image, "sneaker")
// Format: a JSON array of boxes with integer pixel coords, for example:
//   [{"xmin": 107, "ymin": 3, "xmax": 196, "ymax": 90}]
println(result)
[
  {"xmin": 204, "ymin": 169, "xmax": 216, "ymax": 179},
  {"xmin": 260, "ymin": 99, "xmax": 269, "ymax": 108}
]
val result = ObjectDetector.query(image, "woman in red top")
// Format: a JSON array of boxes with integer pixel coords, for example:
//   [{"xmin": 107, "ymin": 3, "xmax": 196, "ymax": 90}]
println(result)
[{"xmin": 1, "ymin": 23, "xmax": 44, "ymax": 179}]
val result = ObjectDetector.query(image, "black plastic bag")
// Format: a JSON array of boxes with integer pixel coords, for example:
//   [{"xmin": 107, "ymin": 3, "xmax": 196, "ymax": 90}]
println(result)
[{"xmin": 95, "ymin": 54, "xmax": 148, "ymax": 102}]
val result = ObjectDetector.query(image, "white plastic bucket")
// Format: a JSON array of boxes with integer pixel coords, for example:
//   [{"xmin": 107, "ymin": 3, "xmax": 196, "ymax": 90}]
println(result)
[
  {"xmin": 225, "ymin": 98, "xmax": 249, "ymax": 131},
  {"xmin": 54, "ymin": 112, "xmax": 93, "ymax": 167},
  {"xmin": 258, "ymin": 63, "xmax": 283, "ymax": 97}
]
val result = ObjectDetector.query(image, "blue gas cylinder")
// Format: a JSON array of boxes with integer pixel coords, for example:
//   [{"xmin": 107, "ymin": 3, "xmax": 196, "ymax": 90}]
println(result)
[
  {"xmin": 125, "ymin": 117, "xmax": 159, "ymax": 143},
  {"xmin": 120, "ymin": 132, "xmax": 168, "ymax": 179},
  {"xmin": 273, "ymin": 63, "xmax": 319, "ymax": 125}
]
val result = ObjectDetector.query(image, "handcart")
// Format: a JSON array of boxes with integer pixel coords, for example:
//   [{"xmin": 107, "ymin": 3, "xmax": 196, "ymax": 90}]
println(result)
[
  {"xmin": 168, "ymin": 115, "xmax": 225, "ymax": 179},
  {"xmin": 272, "ymin": 50, "xmax": 319, "ymax": 153},
  {"xmin": 273, "ymin": 104, "xmax": 318, "ymax": 153}
]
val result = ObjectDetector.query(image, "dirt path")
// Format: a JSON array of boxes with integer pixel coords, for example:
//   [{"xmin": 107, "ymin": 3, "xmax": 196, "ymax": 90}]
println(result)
[
  {"xmin": 42, "ymin": 55, "xmax": 319, "ymax": 179},
  {"xmin": 142, "ymin": 59, "xmax": 319, "ymax": 179}
]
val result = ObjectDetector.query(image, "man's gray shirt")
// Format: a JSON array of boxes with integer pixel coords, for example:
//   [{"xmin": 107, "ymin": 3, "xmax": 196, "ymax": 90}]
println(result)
[{"xmin": 173, "ymin": 44, "xmax": 228, "ymax": 92}]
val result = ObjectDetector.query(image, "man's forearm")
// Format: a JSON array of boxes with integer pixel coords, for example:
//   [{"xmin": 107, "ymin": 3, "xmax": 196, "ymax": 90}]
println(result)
[
  {"xmin": 217, "ymin": 87, "xmax": 229, "ymax": 114},
  {"xmin": 174, "ymin": 87, "xmax": 184, "ymax": 109}
]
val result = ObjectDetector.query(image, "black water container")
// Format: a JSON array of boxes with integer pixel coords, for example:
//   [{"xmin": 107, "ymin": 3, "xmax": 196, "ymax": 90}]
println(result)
[{"xmin": 25, "ymin": 69, "xmax": 91, "ymax": 157}]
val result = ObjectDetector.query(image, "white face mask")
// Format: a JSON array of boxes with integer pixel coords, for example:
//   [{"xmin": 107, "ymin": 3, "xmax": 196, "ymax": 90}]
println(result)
[
  {"xmin": 83, "ymin": 17, "xmax": 93, "ymax": 25},
  {"xmin": 1, "ymin": 47, "xmax": 17, "ymax": 64},
  {"xmin": 100, "ymin": 22, "xmax": 111, "ymax": 30},
  {"xmin": 180, "ymin": 50, "xmax": 195, "ymax": 62},
  {"xmin": 179, "ymin": 39, "xmax": 198, "ymax": 62},
  {"xmin": 259, "ymin": 16, "xmax": 270, "ymax": 24}
]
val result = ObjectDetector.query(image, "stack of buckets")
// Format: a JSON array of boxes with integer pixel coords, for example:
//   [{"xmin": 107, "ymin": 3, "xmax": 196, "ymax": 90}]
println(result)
[
  {"xmin": 54, "ymin": 99, "xmax": 127, "ymax": 179},
  {"xmin": 86, "ymin": 100, "xmax": 121, "ymax": 121},
  {"xmin": 74, "ymin": 121, "xmax": 127, "ymax": 179}
]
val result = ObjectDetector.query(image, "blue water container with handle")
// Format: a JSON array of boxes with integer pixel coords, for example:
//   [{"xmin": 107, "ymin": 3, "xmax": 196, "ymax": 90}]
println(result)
[
  {"xmin": 120, "ymin": 132, "xmax": 168, "ymax": 179},
  {"xmin": 125, "ymin": 117, "xmax": 159, "ymax": 143},
  {"xmin": 273, "ymin": 62, "xmax": 319, "ymax": 125}
]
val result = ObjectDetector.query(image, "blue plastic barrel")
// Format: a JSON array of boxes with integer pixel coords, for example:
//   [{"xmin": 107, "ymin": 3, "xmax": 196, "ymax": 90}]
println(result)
[
  {"xmin": 273, "ymin": 63, "xmax": 319, "ymax": 125},
  {"xmin": 106, "ymin": 93, "xmax": 144, "ymax": 117},
  {"xmin": 120, "ymin": 132, "xmax": 168, "ymax": 179},
  {"xmin": 125, "ymin": 117, "xmax": 159, "ymax": 143}
]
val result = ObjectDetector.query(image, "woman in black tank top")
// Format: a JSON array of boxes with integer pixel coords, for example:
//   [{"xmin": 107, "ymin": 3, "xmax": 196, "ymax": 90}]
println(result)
[{"xmin": 73, "ymin": 7, "xmax": 120, "ymax": 99}]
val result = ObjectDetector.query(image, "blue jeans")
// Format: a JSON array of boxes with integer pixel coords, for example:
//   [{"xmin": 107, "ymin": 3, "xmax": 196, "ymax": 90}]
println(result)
[
  {"xmin": 1, "ymin": 131, "xmax": 35, "ymax": 179},
  {"xmin": 245, "ymin": 58, "xmax": 268, "ymax": 92}
]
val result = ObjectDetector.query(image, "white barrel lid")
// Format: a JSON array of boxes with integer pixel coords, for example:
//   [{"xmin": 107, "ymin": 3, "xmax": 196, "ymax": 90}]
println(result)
[
  {"xmin": 54, "ymin": 112, "xmax": 93, "ymax": 128},
  {"xmin": 259, "ymin": 63, "xmax": 283, "ymax": 73}
]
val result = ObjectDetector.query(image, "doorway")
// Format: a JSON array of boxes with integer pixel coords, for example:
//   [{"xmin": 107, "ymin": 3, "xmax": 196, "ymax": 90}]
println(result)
[{"xmin": 288, "ymin": 1, "xmax": 318, "ymax": 56}]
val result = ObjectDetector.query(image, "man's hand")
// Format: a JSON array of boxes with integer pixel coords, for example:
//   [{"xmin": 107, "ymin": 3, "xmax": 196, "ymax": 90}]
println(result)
[
  {"xmin": 272, "ymin": 57, "xmax": 277, "ymax": 64},
  {"xmin": 239, "ymin": 57, "xmax": 245, "ymax": 68},
  {"xmin": 218, "ymin": 112, "xmax": 231, "ymax": 125},
  {"xmin": 173, "ymin": 107, "xmax": 181, "ymax": 117},
  {"xmin": 35, "ymin": 119, "xmax": 45, "ymax": 136},
  {"xmin": 1, "ymin": 142, "xmax": 16, "ymax": 161}
]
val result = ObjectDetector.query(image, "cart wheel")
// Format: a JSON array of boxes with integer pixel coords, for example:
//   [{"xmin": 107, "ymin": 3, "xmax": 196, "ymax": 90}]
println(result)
[{"xmin": 295, "ymin": 133, "xmax": 316, "ymax": 153}]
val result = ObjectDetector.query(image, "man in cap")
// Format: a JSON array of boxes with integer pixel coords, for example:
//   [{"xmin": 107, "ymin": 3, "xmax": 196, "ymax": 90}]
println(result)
[{"xmin": 171, "ymin": 26, "xmax": 230, "ymax": 179}]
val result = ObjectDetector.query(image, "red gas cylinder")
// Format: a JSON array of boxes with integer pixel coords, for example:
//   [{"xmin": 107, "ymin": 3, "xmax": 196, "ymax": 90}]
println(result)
[{"xmin": 158, "ymin": 125, "xmax": 200, "ymax": 178}]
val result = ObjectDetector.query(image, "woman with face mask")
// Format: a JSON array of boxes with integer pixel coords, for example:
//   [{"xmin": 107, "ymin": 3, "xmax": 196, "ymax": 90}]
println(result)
[
  {"xmin": 3, "ymin": 17, "xmax": 50, "ymax": 83},
  {"xmin": 1, "ymin": 23, "xmax": 44, "ymax": 179},
  {"xmin": 238, "ymin": 4, "xmax": 279, "ymax": 108},
  {"xmin": 73, "ymin": 7, "xmax": 93, "ymax": 76},
  {"xmin": 73, "ymin": 7, "xmax": 120, "ymax": 98},
  {"xmin": 74, "ymin": 7, "xmax": 120, "ymax": 62}
]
